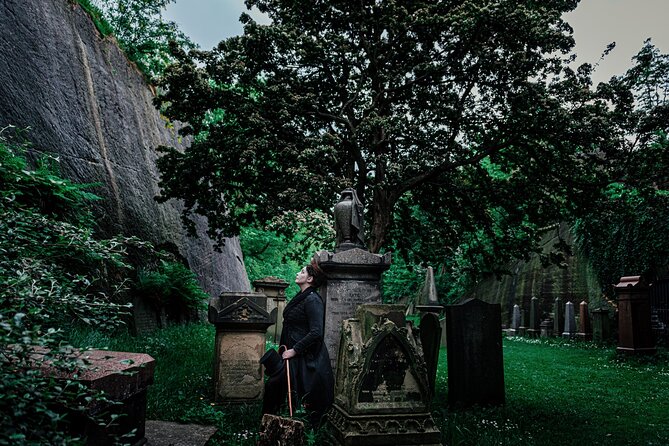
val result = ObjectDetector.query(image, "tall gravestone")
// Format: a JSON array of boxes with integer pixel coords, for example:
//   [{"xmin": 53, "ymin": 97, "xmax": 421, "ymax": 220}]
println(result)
[
  {"xmin": 591, "ymin": 307, "xmax": 611, "ymax": 343},
  {"xmin": 445, "ymin": 298, "xmax": 505, "ymax": 407},
  {"xmin": 553, "ymin": 297, "xmax": 565, "ymax": 338},
  {"xmin": 253, "ymin": 276, "xmax": 289, "ymax": 344},
  {"xmin": 615, "ymin": 276, "xmax": 656, "ymax": 355},
  {"xmin": 562, "ymin": 301, "xmax": 577, "ymax": 338},
  {"xmin": 508, "ymin": 304, "xmax": 521, "ymax": 336},
  {"xmin": 577, "ymin": 301, "xmax": 591, "ymax": 340},
  {"xmin": 208, "ymin": 292, "xmax": 273, "ymax": 403},
  {"xmin": 527, "ymin": 296, "xmax": 541, "ymax": 338},
  {"xmin": 328, "ymin": 305, "xmax": 441, "ymax": 446},
  {"xmin": 319, "ymin": 189, "xmax": 391, "ymax": 371},
  {"xmin": 416, "ymin": 266, "xmax": 443, "ymax": 396}
]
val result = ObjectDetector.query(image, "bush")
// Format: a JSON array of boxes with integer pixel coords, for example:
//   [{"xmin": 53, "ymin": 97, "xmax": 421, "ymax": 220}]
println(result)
[
  {"xmin": 0, "ymin": 131, "xmax": 141, "ymax": 444},
  {"xmin": 136, "ymin": 260, "xmax": 208, "ymax": 314}
]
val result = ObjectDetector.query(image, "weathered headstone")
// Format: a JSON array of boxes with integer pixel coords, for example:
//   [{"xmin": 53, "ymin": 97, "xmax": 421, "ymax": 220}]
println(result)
[
  {"xmin": 553, "ymin": 297, "xmax": 565, "ymax": 338},
  {"xmin": 208, "ymin": 292, "xmax": 273, "ymax": 403},
  {"xmin": 591, "ymin": 307, "xmax": 611, "ymax": 343},
  {"xmin": 615, "ymin": 276, "xmax": 656, "ymax": 355},
  {"xmin": 445, "ymin": 298, "xmax": 505, "ymax": 407},
  {"xmin": 508, "ymin": 304, "xmax": 521, "ymax": 336},
  {"xmin": 576, "ymin": 301, "xmax": 591, "ymax": 340},
  {"xmin": 518, "ymin": 306, "xmax": 529, "ymax": 337},
  {"xmin": 527, "ymin": 296, "xmax": 541, "ymax": 338},
  {"xmin": 562, "ymin": 301, "xmax": 576, "ymax": 338},
  {"xmin": 252, "ymin": 276, "xmax": 289, "ymax": 344},
  {"xmin": 416, "ymin": 266, "xmax": 443, "ymax": 397},
  {"xmin": 328, "ymin": 304, "xmax": 441, "ymax": 446},
  {"xmin": 40, "ymin": 349, "xmax": 155, "ymax": 445},
  {"xmin": 317, "ymin": 249, "xmax": 391, "ymax": 371},
  {"xmin": 540, "ymin": 318, "xmax": 553, "ymax": 338}
]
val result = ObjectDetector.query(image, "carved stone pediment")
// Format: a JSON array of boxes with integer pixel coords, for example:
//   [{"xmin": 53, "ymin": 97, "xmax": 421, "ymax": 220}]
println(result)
[
  {"xmin": 328, "ymin": 304, "xmax": 441, "ymax": 445},
  {"xmin": 208, "ymin": 292, "xmax": 272, "ymax": 329}
]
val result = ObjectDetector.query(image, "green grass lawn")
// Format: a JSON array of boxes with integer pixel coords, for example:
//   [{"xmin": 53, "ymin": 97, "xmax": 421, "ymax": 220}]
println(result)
[{"xmin": 70, "ymin": 324, "xmax": 669, "ymax": 446}]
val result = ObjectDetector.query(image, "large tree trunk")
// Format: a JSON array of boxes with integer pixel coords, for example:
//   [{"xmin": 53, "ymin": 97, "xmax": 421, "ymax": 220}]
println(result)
[{"xmin": 368, "ymin": 189, "xmax": 394, "ymax": 253}]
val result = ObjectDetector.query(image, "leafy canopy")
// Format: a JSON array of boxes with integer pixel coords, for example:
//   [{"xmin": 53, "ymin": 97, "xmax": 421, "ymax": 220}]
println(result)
[{"xmin": 156, "ymin": 0, "xmax": 628, "ymax": 267}]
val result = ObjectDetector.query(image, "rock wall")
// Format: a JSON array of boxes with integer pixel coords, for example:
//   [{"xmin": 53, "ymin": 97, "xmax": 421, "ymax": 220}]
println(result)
[
  {"xmin": 0, "ymin": 0, "xmax": 249, "ymax": 294},
  {"xmin": 468, "ymin": 223, "xmax": 600, "ymax": 326}
]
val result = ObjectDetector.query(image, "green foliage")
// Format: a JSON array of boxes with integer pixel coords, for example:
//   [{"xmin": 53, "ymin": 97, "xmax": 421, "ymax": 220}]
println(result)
[
  {"xmin": 574, "ymin": 42, "xmax": 669, "ymax": 295},
  {"xmin": 69, "ymin": 323, "xmax": 669, "ymax": 446},
  {"xmin": 136, "ymin": 260, "xmax": 208, "ymax": 312},
  {"xmin": 155, "ymin": 0, "xmax": 634, "ymax": 274},
  {"xmin": 89, "ymin": 0, "xmax": 196, "ymax": 80},
  {"xmin": 0, "ymin": 132, "xmax": 141, "ymax": 444},
  {"xmin": 75, "ymin": 0, "xmax": 114, "ymax": 36}
]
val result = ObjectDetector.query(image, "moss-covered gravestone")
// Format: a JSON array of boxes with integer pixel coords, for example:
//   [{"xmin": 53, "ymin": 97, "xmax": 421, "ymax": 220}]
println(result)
[
  {"xmin": 327, "ymin": 305, "xmax": 441, "ymax": 446},
  {"xmin": 208, "ymin": 292, "xmax": 273, "ymax": 403}
]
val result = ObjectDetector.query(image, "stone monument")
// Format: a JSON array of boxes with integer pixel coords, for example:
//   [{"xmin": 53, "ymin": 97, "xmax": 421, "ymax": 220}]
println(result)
[
  {"xmin": 327, "ymin": 305, "xmax": 442, "ymax": 446},
  {"xmin": 208, "ymin": 291, "xmax": 274, "ymax": 403},
  {"xmin": 319, "ymin": 189, "xmax": 391, "ymax": 370},
  {"xmin": 416, "ymin": 266, "xmax": 443, "ymax": 396},
  {"xmin": 527, "ymin": 296, "xmax": 541, "ymax": 338},
  {"xmin": 553, "ymin": 297, "xmax": 565, "ymax": 338},
  {"xmin": 591, "ymin": 307, "xmax": 611, "ymax": 343},
  {"xmin": 577, "ymin": 301, "xmax": 591, "ymax": 340},
  {"xmin": 562, "ymin": 301, "xmax": 577, "ymax": 338},
  {"xmin": 252, "ymin": 276, "xmax": 289, "ymax": 343},
  {"xmin": 333, "ymin": 188, "xmax": 366, "ymax": 252},
  {"xmin": 444, "ymin": 298, "xmax": 505, "ymax": 407},
  {"xmin": 615, "ymin": 276, "xmax": 656, "ymax": 355},
  {"xmin": 508, "ymin": 304, "xmax": 521, "ymax": 336}
]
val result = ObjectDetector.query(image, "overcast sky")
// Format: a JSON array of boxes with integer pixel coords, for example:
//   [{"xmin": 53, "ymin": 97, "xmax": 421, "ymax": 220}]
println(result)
[{"xmin": 164, "ymin": 0, "xmax": 669, "ymax": 85}]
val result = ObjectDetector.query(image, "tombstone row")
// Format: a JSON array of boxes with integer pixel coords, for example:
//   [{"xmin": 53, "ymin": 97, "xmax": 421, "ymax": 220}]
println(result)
[{"xmin": 505, "ymin": 276, "xmax": 657, "ymax": 355}]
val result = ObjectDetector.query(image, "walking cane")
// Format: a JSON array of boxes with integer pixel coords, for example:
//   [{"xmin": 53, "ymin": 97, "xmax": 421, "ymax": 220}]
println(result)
[
  {"xmin": 285, "ymin": 356, "xmax": 293, "ymax": 417},
  {"xmin": 280, "ymin": 345, "xmax": 293, "ymax": 417}
]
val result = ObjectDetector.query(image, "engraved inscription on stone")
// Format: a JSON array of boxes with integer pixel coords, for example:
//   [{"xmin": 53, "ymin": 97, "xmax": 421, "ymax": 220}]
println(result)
[
  {"xmin": 357, "ymin": 335, "xmax": 421, "ymax": 406},
  {"xmin": 216, "ymin": 333, "xmax": 264, "ymax": 399}
]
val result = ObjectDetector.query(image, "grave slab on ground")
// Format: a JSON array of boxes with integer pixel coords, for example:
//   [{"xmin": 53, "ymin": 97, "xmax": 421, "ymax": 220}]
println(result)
[{"xmin": 145, "ymin": 421, "xmax": 217, "ymax": 446}]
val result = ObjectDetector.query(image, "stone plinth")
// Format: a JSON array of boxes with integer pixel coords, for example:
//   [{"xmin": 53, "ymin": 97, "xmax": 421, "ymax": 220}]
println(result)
[
  {"xmin": 316, "ymin": 249, "xmax": 392, "ymax": 371},
  {"xmin": 39, "ymin": 349, "xmax": 155, "ymax": 446},
  {"xmin": 253, "ymin": 276, "xmax": 289, "ymax": 343},
  {"xmin": 445, "ymin": 298, "xmax": 505, "ymax": 408},
  {"xmin": 615, "ymin": 276, "xmax": 656, "ymax": 355},
  {"xmin": 328, "ymin": 304, "xmax": 441, "ymax": 446},
  {"xmin": 208, "ymin": 292, "xmax": 273, "ymax": 403}
]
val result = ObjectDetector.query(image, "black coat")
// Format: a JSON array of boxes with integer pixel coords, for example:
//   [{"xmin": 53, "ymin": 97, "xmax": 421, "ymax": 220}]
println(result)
[{"xmin": 280, "ymin": 286, "xmax": 334, "ymax": 411}]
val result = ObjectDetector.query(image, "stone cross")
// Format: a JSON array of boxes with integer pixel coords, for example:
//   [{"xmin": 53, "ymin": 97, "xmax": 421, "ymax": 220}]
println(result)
[{"xmin": 252, "ymin": 276, "xmax": 289, "ymax": 344}]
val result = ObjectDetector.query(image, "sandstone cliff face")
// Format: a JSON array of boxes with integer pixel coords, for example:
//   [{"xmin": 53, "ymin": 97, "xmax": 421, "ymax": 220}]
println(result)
[{"xmin": 0, "ymin": 0, "xmax": 249, "ymax": 294}]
